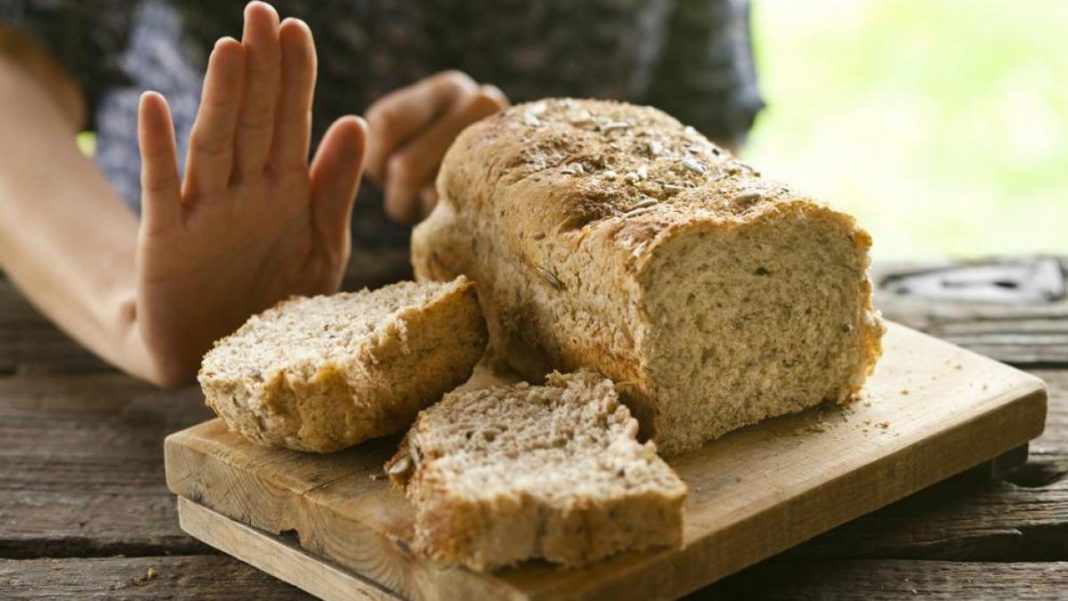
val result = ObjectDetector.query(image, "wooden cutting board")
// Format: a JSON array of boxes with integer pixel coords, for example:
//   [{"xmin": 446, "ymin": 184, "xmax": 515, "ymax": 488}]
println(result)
[{"xmin": 164, "ymin": 322, "xmax": 1048, "ymax": 601}]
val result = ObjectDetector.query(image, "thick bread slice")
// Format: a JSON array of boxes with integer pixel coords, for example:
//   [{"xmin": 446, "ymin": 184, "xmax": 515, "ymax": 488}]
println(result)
[
  {"xmin": 198, "ymin": 277, "xmax": 487, "ymax": 453},
  {"xmin": 386, "ymin": 370, "xmax": 687, "ymax": 571},
  {"xmin": 412, "ymin": 98, "xmax": 884, "ymax": 455}
]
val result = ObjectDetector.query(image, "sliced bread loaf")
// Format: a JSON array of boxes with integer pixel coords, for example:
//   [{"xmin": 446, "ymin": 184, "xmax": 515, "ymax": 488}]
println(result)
[
  {"xmin": 412, "ymin": 98, "xmax": 884, "ymax": 455},
  {"xmin": 386, "ymin": 370, "xmax": 687, "ymax": 571},
  {"xmin": 199, "ymin": 277, "xmax": 487, "ymax": 453}
]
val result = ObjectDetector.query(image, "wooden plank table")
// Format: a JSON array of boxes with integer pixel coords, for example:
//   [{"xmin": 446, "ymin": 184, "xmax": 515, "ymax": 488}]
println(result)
[{"xmin": 1, "ymin": 254, "xmax": 1066, "ymax": 600}]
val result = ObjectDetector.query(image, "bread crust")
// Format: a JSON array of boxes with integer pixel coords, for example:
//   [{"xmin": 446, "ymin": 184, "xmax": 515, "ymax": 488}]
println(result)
[
  {"xmin": 388, "ymin": 370, "xmax": 687, "ymax": 571},
  {"xmin": 412, "ymin": 99, "xmax": 884, "ymax": 455},
  {"xmin": 199, "ymin": 278, "xmax": 488, "ymax": 453}
]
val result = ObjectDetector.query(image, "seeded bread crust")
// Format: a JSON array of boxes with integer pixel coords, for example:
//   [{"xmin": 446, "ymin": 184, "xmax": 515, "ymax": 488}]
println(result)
[
  {"xmin": 198, "ymin": 277, "xmax": 487, "ymax": 453},
  {"xmin": 386, "ymin": 370, "xmax": 687, "ymax": 571},
  {"xmin": 412, "ymin": 98, "xmax": 884, "ymax": 455}
]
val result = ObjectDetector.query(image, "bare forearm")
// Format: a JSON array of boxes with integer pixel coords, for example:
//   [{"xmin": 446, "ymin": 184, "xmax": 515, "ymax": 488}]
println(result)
[{"xmin": 0, "ymin": 49, "xmax": 167, "ymax": 384}]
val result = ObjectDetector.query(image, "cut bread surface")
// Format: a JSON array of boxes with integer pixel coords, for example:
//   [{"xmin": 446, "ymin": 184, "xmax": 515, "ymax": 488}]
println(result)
[
  {"xmin": 637, "ymin": 208, "xmax": 882, "ymax": 451},
  {"xmin": 199, "ymin": 276, "xmax": 487, "ymax": 453},
  {"xmin": 388, "ymin": 370, "xmax": 687, "ymax": 571}
]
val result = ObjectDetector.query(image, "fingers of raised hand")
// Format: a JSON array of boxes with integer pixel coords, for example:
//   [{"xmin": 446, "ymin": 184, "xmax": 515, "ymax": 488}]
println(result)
[
  {"xmin": 379, "ymin": 82, "xmax": 508, "ymax": 223},
  {"xmin": 310, "ymin": 116, "xmax": 368, "ymax": 257},
  {"xmin": 270, "ymin": 17, "xmax": 316, "ymax": 171},
  {"xmin": 184, "ymin": 37, "xmax": 245, "ymax": 197},
  {"xmin": 234, "ymin": 1, "xmax": 282, "ymax": 176},
  {"xmin": 138, "ymin": 92, "xmax": 182, "ymax": 232},
  {"xmin": 185, "ymin": 2, "xmax": 317, "ymax": 201}
]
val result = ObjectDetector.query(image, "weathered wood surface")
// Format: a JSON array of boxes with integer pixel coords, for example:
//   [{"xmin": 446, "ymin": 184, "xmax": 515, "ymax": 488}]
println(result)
[
  {"xmin": 177, "ymin": 499, "xmax": 1068, "ymax": 601},
  {"xmin": 6, "ymin": 556, "xmax": 1067, "ymax": 601},
  {"xmin": 178, "ymin": 498, "xmax": 399, "ymax": 601},
  {"xmin": 872, "ymin": 257, "xmax": 1068, "ymax": 366},
  {"xmin": 786, "ymin": 368, "xmax": 1068, "ymax": 564},
  {"xmin": 164, "ymin": 323, "xmax": 1048, "ymax": 601},
  {"xmin": 706, "ymin": 559, "xmax": 1068, "ymax": 600},
  {"xmin": 0, "ymin": 374, "xmax": 211, "ymax": 558},
  {"xmin": 4, "ymin": 557, "xmax": 1067, "ymax": 601},
  {"xmin": 1, "ymin": 256, "xmax": 1066, "ymax": 599},
  {"xmin": 0, "ymin": 556, "xmax": 312, "ymax": 600}
]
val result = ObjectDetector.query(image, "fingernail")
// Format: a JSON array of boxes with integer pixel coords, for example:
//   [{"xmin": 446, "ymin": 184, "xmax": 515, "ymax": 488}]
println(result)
[
  {"xmin": 480, "ymin": 84, "xmax": 509, "ymax": 106},
  {"xmin": 257, "ymin": 2, "xmax": 280, "ymax": 19},
  {"xmin": 245, "ymin": 1, "xmax": 278, "ymax": 19},
  {"xmin": 347, "ymin": 115, "xmax": 368, "ymax": 133}
]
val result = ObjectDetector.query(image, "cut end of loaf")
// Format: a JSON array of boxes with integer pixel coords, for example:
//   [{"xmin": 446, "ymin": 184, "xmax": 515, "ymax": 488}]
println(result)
[
  {"xmin": 198, "ymin": 276, "xmax": 487, "ymax": 453},
  {"xmin": 390, "ymin": 369, "xmax": 686, "ymax": 571},
  {"xmin": 638, "ymin": 201, "xmax": 884, "ymax": 454}
]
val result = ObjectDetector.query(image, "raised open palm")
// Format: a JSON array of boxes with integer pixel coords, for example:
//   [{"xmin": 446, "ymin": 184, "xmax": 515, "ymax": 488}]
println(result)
[{"xmin": 135, "ymin": 2, "xmax": 367, "ymax": 384}]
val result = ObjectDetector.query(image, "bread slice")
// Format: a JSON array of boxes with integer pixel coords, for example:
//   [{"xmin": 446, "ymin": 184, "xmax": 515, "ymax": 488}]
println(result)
[
  {"xmin": 386, "ymin": 370, "xmax": 687, "ymax": 571},
  {"xmin": 412, "ymin": 98, "xmax": 884, "ymax": 455},
  {"xmin": 199, "ymin": 277, "xmax": 487, "ymax": 453}
]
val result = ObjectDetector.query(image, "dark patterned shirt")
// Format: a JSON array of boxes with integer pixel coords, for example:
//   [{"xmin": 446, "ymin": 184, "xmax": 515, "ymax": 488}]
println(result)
[{"xmin": 2, "ymin": 0, "xmax": 763, "ymax": 249}]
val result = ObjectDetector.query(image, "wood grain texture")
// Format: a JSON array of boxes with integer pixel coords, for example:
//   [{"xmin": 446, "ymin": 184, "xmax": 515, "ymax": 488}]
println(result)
[
  {"xmin": 781, "ymin": 368, "xmax": 1068, "ymax": 563},
  {"xmin": 1029, "ymin": 370, "xmax": 1068, "ymax": 453},
  {"xmin": 0, "ymin": 555, "xmax": 312, "ymax": 600},
  {"xmin": 2, "ymin": 258, "xmax": 1065, "ymax": 599},
  {"xmin": 0, "ymin": 365, "xmax": 1055, "ymax": 597},
  {"xmin": 179, "ymin": 498, "xmax": 400, "ymax": 601},
  {"xmin": 872, "ymin": 257, "xmax": 1068, "ymax": 367},
  {"xmin": 781, "ymin": 452, "xmax": 1068, "ymax": 562},
  {"xmin": 6, "ymin": 555, "xmax": 1066, "ymax": 601},
  {"xmin": 704, "ymin": 558, "xmax": 1068, "ymax": 600},
  {"xmin": 178, "ymin": 499, "xmax": 1068, "ymax": 601},
  {"xmin": 165, "ymin": 322, "xmax": 1048, "ymax": 600},
  {"xmin": 0, "ymin": 374, "xmax": 211, "ymax": 557}
]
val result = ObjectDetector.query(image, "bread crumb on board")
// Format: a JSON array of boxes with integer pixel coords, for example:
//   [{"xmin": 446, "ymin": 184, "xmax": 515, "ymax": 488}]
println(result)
[
  {"xmin": 858, "ymin": 418, "xmax": 891, "ymax": 435},
  {"xmin": 131, "ymin": 566, "xmax": 159, "ymax": 587},
  {"xmin": 793, "ymin": 413, "xmax": 830, "ymax": 436}
]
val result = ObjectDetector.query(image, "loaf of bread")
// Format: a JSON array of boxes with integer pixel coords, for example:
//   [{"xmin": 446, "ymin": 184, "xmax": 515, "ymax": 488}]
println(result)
[
  {"xmin": 386, "ymin": 370, "xmax": 686, "ymax": 571},
  {"xmin": 412, "ymin": 98, "xmax": 884, "ymax": 455},
  {"xmin": 198, "ymin": 277, "xmax": 487, "ymax": 453}
]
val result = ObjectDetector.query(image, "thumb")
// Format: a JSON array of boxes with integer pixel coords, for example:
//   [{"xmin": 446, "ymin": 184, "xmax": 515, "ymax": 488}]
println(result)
[{"xmin": 310, "ymin": 116, "xmax": 368, "ymax": 256}]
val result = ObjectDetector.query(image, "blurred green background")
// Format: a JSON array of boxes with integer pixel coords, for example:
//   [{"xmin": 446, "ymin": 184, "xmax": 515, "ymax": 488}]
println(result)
[{"xmin": 746, "ymin": 0, "xmax": 1068, "ymax": 260}]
